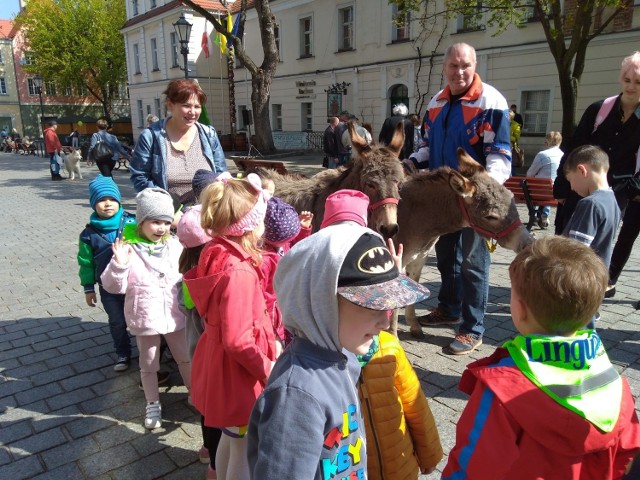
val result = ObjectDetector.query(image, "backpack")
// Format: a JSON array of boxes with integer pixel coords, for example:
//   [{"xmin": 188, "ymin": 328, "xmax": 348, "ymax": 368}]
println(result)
[{"xmin": 89, "ymin": 133, "xmax": 113, "ymax": 163}]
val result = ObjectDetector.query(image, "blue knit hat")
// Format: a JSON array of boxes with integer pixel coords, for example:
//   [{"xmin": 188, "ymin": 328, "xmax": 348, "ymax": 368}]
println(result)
[
  {"xmin": 89, "ymin": 175, "xmax": 121, "ymax": 209},
  {"xmin": 264, "ymin": 197, "xmax": 301, "ymax": 244},
  {"xmin": 192, "ymin": 169, "xmax": 217, "ymax": 202}
]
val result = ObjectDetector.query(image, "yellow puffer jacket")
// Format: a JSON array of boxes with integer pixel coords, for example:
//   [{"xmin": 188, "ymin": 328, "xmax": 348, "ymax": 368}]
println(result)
[{"xmin": 358, "ymin": 331, "xmax": 443, "ymax": 480}]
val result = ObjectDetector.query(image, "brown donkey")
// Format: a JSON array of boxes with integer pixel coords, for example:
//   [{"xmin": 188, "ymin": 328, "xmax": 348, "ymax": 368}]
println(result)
[
  {"xmin": 394, "ymin": 148, "xmax": 533, "ymax": 338},
  {"xmin": 258, "ymin": 122, "xmax": 406, "ymax": 238}
]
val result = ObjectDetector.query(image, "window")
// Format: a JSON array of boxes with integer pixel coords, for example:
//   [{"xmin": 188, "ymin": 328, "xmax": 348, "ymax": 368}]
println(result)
[
  {"xmin": 76, "ymin": 82, "xmax": 87, "ymax": 96},
  {"xmin": 27, "ymin": 78, "xmax": 39, "ymax": 96},
  {"xmin": 62, "ymin": 83, "xmax": 72, "ymax": 96},
  {"xmin": 133, "ymin": 43, "xmax": 141, "ymax": 74},
  {"xmin": 456, "ymin": 2, "xmax": 484, "ymax": 32},
  {"xmin": 338, "ymin": 6, "xmax": 353, "ymax": 51},
  {"xmin": 23, "ymin": 51, "xmax": 34, "ymax": 65},
  {"xmin": 272, "ymin": 104, "xmax": 282, "ymax": 131},
  {"xmin": 389, "ymin": 84, "xmax": 409, "ymax": 115},
  {"xmin": 137, "ymin": 99, "xmax": 144, "ymax": 127},
  {"xmin": 0, "ymin": 77, "xmax": 6, "ymax": 95},
  {"xmin": 155, "ymin": 98, "xmax": 162, "ymax": 118},
  {"xmin": 301, "ymin": 102, "xmax": 312, "ymax": 131},
  {"xmin": 150, "ymin": 38, "xmax": 159, "ymax": 71},
  {"xmin": 274, "ymin": 24, "xmax": 281, "ymax": 61},
  {"xmin": 170, "ymin": 32, "xmax": 179, "ymax": 67},
  {"xmin": 132, "ymin": 0, "xmax": 139, "ymax": 16},
  {"xmin": 392, "ymin": 4, "xmax": 410, "ymax": 42},
  {"xmin": 0, "ymin": 50, "xmax": 3, "ymax": 64},
  {"xmin": 299, "ymin": 16, "xmax": 312, "ymax": 58},
  {"xmin": 45, "ymin": 81, "xmax": 56, "ymax": 97},
  {"xmin": 522, "ymin": 90, "xmax": 550, "ymax": 134},
  {"xmin": 238, "ymin": 105, "xmax": 248, "ymax": 130},
  {"xmin": 150, "ymin": 0, "xmax": 156, "ymax": 8}
]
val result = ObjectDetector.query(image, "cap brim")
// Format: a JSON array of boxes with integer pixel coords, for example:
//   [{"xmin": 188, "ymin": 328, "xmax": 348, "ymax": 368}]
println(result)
[{"xmin": 337, "ymin": 274, "xmax": 430, "ymax": 311}]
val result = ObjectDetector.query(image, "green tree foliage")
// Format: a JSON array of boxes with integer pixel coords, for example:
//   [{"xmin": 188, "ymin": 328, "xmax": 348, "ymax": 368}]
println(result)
[
  {"xmin": 17, "ymin": 0, "xmax": 127, "ymax": 122},
  {"xmin": 390, "ymin": 0, "xmax": 630, "ymax": 138}
]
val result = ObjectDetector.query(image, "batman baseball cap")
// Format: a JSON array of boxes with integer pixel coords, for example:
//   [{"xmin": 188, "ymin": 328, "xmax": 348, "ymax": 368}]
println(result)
[{"xmin": 337, "ymin": 233, "xmax": 430, "ymax": 311}]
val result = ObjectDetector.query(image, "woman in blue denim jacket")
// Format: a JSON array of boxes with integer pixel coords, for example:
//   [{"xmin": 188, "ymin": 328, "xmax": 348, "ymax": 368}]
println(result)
[{"xmin": 129, "ymin": 80, "xmax": 227, "ymax": 205}]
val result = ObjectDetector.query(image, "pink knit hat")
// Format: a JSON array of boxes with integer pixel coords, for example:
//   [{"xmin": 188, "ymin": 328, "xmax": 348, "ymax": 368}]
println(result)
[
  {"xmin": 217, "ymin": 172, "xmax": 269, "ymax": 237},
  {"xmin": 320, "ymin": 189, "xmax": 369, "ymax": 229},
  {"xmin": 177, "ymin": 205, "xmax": 212, "ymax": 248}
]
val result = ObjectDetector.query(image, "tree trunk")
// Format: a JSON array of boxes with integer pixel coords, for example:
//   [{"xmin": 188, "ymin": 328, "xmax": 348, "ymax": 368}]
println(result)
[
  {"xmin": 558, "ymin": 70, "xmax": 578, "ymax": 141},
  {"xmin": 251, "ymin": 70, "xmax": 276, "ymax": 154}
]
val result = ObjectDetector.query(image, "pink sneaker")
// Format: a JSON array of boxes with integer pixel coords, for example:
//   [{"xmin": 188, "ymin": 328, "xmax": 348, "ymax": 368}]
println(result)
[
  {"xmin": 206, "ymin": 464, "xmax": 217, "ymax": 480},
  {"xmin": 198, "ymin": 446, "xmax": 209, "ymax": 464}
]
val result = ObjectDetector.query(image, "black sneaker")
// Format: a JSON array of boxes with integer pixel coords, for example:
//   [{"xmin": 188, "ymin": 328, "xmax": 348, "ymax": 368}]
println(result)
[
  {"xmin": 113, "ymin": 356, "xmax": 130, "ymax": 372},
  {"xmin": 443, "ymin": 334, "xmax": 482, "ymax": 355},
  {"xmin": 418, "ymin": 308, "xmax": 462, "ymax": 326},
  {"xmin": 604, "ymin": 284, "xmax": 616, "ymax": 299},
  {"xmin": 139, "ymin": 371, "xmax": 171, "ymax": 390}
]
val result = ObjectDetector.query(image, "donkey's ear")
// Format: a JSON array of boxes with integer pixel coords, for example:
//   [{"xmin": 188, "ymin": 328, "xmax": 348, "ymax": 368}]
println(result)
[
  {"xmin": 457, "ymin": 148, "xmax": 485, "ymax": 177},
  {"xmin": 387, "ymin": 121, "xmax": 405, "ymax": 158},
  {"xmin": 349, "ymin": 122, "xmax": 372, "ymax": 160},
  {"xmin": 449, "ymin": 170, "xmax": 476, "ymax": 198}
]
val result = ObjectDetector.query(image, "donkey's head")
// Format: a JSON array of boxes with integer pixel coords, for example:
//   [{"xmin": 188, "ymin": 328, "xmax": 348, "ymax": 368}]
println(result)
[
  {"xmin": 451, "ymin": 148, "xmax": 532, "ymax": 252},
  {"xmin": 347, "ymin": 121, "xmax": 405, "ymax": 239}
]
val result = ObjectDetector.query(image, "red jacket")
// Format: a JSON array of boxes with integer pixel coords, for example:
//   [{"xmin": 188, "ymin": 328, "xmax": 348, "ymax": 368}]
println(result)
[
  {"xmin": 443, "ymin": 348, "xmax": 640, "ymax": 480},
  {"xmin": 184, "ymin": 236, "xmax": 276, "ymax": 427},
  {"xmin": 44, "ymin": 127, "xmax": 62, "ymax": 154}
]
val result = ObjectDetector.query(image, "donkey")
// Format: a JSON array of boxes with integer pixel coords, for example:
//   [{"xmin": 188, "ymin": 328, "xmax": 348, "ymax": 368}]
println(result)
[
  {"xmin": 258, "ymin": 122, "xmax": 406, "ymax": 237},
  {"xmin": 394, "ymin": 148, "xmax": 533, "ymax": 338}
]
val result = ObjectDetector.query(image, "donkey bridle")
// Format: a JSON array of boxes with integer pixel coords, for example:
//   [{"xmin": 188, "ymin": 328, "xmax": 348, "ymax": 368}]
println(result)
[
  {"xmin": 457, "ymin": 196, "xmax": 522, "ymax": 240},
  {"xmin": 368, "ymin": 197, "xmax": 399, "ymax": 212}
]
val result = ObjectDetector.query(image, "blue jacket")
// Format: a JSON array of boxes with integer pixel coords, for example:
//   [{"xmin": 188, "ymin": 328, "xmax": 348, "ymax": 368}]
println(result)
[
  {"xmin": 89, "ymin": 130, "xmax": 130, "ymax": 162},
  {"xmin": 424, "ymin": 73, "xmax": 511, "ymax": 170},
  {"xmin": 129, "ymin": 119, "xmax": 227, "ymax": 192}
]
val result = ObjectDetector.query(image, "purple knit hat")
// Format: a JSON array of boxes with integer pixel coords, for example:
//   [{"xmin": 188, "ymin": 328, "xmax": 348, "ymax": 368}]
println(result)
[{"xmin": 264, "ymin": 197, "xmax": 301, "ymax": 244}]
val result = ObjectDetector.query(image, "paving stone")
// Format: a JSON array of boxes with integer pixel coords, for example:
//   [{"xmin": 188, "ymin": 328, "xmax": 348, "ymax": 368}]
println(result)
[
  {"xmin": 72, "ymin": 354, "xmax": 113, "ymax": 374},
  {"xmin": 65, "ymin": 415, "xmax": 118, "ymax": 439},
  {"xmin": 0, "ymin": 420, "xmax": 33, "ymax": 445},
  {"xmin": 56, "ymin": 338, "xmax": 98, "ymax": 355},
  {"xmin": 31, "ymin": 463, "xmax": 86, "ymax": 480},
  {"xmin": 41, "ymin": 436, "xmax": 101, "ymax": 470},
  {"xmin": 92, "ymin": 422, "xmax": 145, "ymax": 450},
  {"xmin": 78, "ymin": 442, "xmax": 141, "ymax": 477},
  {"xmin": 8, "ymin": 427, "xmax": 66, "ymax": 459},
  {"xmin": 0, "ymin": 454, "xmax": 44, "ymax": 480},
  {"xmin": 17, "ymin": 348, "xmax": 58, "ymax": 366},
  {"xmin": 29, "ymin": 365, "xmax": 76, "ymax": 387},
  {"xmin": 111, "ymin": 450, "xmax": 177, "ymax": 480},
  {"xmin": 0, "ymin": 345, "xmax": 35, "ymax": 363},
  {"xmin": 46, "ymin": 386, "xmax": 95, "ymax": 411},
  {"xmin": 59, "ymin": 370, "xmax": 105, "ymax": 392},
  {"xmin": 31, "ymin": 405, "xmax": 83, "ymax": 433},
  {"xmin": 44, "ymin": 350, "xmax": 88, "ymax": 370}
]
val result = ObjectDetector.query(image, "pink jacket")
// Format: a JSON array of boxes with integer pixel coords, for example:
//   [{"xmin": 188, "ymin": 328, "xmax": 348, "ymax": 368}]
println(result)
[{"xmin": 100, "ymin": 237, "xmax": 185, "ymax": 336}]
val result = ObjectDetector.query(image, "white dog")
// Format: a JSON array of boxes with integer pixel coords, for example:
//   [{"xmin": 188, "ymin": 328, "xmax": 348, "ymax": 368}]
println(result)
[{"xmin": 63, "ymin": 149, "xmax": 83, "ymax": 180}]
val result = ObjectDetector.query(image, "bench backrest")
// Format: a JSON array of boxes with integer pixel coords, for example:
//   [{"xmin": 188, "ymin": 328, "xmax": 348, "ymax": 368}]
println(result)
[
  {"xmin": 234, "ymin": 158, "xmax": 289, "ymax": 175},
  {"xmin": 504, "ymin": 176, "xmax": 558, "ymax": 207}
]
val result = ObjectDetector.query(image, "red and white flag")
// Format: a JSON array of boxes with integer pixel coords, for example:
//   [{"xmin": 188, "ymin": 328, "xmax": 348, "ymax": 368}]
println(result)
[{"xmin": 201, "ymin": 22, "xmax": 212, "ymax": 59}]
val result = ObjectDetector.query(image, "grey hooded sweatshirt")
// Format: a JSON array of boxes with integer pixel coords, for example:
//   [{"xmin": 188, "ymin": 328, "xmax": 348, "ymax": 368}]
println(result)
[{"xmin": 248, "ymin": 223, "xmax": 372, "ymax": 480}]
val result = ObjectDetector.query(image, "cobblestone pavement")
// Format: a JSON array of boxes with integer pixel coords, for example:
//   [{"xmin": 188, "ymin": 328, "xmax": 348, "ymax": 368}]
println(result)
[{"xmin": 1, "ymin": 152, "xmax": 638, "ymax": 479}]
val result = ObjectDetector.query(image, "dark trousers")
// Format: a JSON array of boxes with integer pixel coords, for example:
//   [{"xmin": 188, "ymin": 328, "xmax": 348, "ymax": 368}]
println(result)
[
  {"xmin": 609, "ymin": 200, "xmax": 640, "ymax": 284},
  {"xmin": 99, "ymin": 286, "xmax": 132, "ymax": 358},
  {"xmin": 201, "ymin": 416, "xmax": 222, "ymax": 468}
]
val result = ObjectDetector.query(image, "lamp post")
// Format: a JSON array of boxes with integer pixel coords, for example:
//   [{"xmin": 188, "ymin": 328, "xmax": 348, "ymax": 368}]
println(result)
[
  {"xmin": 173, "ymin": 14, "xmax": 193, "ymax": 79},
  {"xmin": 33, "ymin": 75, "xmax": 45, "ymax": 135}
]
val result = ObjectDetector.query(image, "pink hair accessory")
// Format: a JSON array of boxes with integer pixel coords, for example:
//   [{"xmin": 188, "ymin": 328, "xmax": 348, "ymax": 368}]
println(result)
[
  {"xmin": 215, "ymin": 171, "xmax": 233, "ymax": 184},
  {"xmin": 221, "ymin": 173, "xmax": 269, "ymax": 237}
]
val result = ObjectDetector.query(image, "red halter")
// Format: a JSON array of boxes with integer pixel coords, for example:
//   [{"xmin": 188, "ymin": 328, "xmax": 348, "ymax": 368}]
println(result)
[
  {"xmin": 457, "ymin": 196, "xmax": 522, "ymax": 240},
  {"xmin": 368, "ymin": 197, "xmax": 399, "ymax": 212}
]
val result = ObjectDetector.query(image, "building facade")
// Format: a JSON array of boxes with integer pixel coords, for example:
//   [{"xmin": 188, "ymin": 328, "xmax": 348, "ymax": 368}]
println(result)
[{"xmin": 0, "ymin": 20, "xmax": 22, "ymax": 135}]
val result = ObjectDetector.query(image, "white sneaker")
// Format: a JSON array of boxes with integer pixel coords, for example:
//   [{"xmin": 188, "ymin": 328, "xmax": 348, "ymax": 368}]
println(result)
[{"xmin": 144, "ymin": 401, "xmax": 162, "ymax": 429}]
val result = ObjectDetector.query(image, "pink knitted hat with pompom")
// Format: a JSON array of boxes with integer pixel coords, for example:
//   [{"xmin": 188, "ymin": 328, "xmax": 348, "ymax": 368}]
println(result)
[{"xmin": 177, "ymin": 205, "xmax": 212, "ymax": 248}]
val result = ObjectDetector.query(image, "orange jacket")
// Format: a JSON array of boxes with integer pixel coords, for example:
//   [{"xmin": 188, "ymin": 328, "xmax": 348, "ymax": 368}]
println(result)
[
  {"xmin": 358, "ymin": 331, "xmax": 443, "ymax": 480},
  {"xmin": 44, "ymin": 127, "xmax": 62, "ymax": 154}
]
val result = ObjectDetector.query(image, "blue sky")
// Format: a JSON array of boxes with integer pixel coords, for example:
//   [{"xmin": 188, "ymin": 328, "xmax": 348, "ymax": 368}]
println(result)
[{"xmin": 1, "ymin": 0, "xmax": 21, "ymax": 21}]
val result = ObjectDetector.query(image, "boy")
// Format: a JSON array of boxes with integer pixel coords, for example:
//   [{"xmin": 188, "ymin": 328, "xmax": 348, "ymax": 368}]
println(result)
[
  {"xmin": 443, "ymin": 236, "xmax": 640, "ymax": 480},
  {"xmin": 563, "ymin": 145, "xmax": 621, "ymax": 268},
  {"xmin": 78, "ymin": 175, "xmax": 136, "ymax": 371},
  {"xmin": 247, "ymin": 224, "xmax": 430, "ymax": 479}
]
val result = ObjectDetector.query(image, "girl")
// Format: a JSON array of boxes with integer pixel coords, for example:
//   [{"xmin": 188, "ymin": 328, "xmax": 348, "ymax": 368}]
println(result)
[
  {"xmin": 101, "ymin": 187, "xmax": 190, "ymax": 430},
  {"xmin": 183, "ymin": 172, "xmax": 277, "ymax": 480}
]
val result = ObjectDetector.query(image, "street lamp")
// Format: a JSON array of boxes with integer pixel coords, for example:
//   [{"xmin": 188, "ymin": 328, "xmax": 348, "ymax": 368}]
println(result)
[
  {"xmin": 33, "ymin": 75, "xmax": 45, "ymax": 135},
  {"xmin": 173, "ymin": 14, "xmax": 193, "ymax": 79}
]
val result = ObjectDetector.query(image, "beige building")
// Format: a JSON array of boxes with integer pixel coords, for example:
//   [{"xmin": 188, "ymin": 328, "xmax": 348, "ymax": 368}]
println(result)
[
  {"xmin": 122, "ymin": 0, "xmax": 640, "ymax": 152},
  {"xmin": 0, "ymin": 20, "xmax": 22, "ymax": 135}
]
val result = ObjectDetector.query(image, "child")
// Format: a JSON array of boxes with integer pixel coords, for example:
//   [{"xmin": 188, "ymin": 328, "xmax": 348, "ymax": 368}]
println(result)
[
  {"xmin": 78, "ymin": 175, "xmax": 135, "ymax": 372},
  {"xmin": 443, "ymin": 236, "xmax": 640, "ymax": 479},
  {"xmin": 563, "ymin": 145, "xmax": 621, "ymax": 268},
  {"xmin": 176, "ymin": 205, "xmax": 220, "ymax": 480},
  {"xmin": 320, "ymin": 189, "xmax": 370, "ymax": 228},
  {"xmin": 260, "ymin": 197, "xmax": 312, "ymax": 345},
  {"xmin": 183, "ymin": 172, "xmax": 277, "ymax": 480},
  {"xmin": 101, "ymin": 187, "xmax": 191, "ymax": 430},
  {"xmin": 247, "ymin": 224, "xmax": 430, "ymax": 479}
]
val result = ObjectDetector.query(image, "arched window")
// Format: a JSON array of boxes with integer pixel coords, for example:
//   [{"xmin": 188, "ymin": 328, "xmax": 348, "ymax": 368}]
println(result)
[{"xmin": 388, "ymin": 84, "xmax": 409, "ymax": 116}]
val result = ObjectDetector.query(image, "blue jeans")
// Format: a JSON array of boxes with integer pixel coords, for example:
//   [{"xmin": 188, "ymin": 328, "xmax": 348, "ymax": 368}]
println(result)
[
  {"xmin": 49, "ymin": 152, "xmax": 60, "ymax": 174},
  {"xmin": 434, "ymin": 227, "xmax": 490, "ymax": 338},
  {"xmin": 337, "ymin": 153, "xmax": 350, "ymax": 166},
  {"xmin": 99, "ymin": 286, "xmax": 132, "ymax": 358},
  {"xmin": 535, "ymin": 206, "xmax": 550, "ymax": 218}
]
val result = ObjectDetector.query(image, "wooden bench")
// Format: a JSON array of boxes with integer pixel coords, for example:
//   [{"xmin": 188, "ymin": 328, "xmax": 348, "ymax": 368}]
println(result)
[
  {"xmin": 232, "ymin": 157, "xmax": 288, "ymax": 175},
  {"xmin": 504, "ymin": 176, "xmax": 558, "ymax": 230}
]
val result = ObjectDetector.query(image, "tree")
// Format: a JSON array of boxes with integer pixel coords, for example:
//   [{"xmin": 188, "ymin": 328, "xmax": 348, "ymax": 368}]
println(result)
[
  {"xmin": 181, "ymin": 0, "xmax": 279, "ymax": 154},
  {"xmin": 17, "ymin": 0, "xmax": 127, "ymax": 123},
  {"xmin": 391, "ymin": 0, "xmax": 630, "ymax": 139}
]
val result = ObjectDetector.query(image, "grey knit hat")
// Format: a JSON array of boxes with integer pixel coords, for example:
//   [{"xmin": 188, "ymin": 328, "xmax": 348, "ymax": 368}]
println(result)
[{"xmin": 136, "ymin": 187, "xmax": 175, "ymax": 224}]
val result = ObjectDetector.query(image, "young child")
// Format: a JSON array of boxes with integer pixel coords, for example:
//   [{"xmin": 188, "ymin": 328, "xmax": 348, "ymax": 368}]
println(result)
[
  {"xmin": 101, "ymin": 187, "xmax": 191, "ymax": 430},
  {"xmin": 563, "ymin": 145, "xmax": 621, "ymax": 268},
  {"xmin": 78, "ymin": 175, "xmax": 135, "ymax": 372},
  {"xmin": 260, "ymin": 197, "xmax": 312, "ymax": 345},
  {"xmin": 443, "ymin": 236, "xmax": 640, "ymax": 479},
  {"xmin": 247, "ymin": 224, "xmax": 430, "ymax": 479},
  {"xmin": 183, "ymin": 172, "xmax": 277, "ymax": 480},
  {"xmin": 176, "ymin": 205, "xmax": 220, "ymax": 480},
  {"xmin": 321, "ymin": 188, "xmax": 439, "ymax": 478}
]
